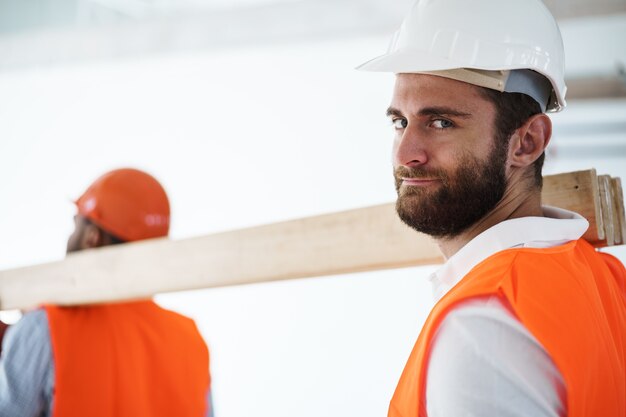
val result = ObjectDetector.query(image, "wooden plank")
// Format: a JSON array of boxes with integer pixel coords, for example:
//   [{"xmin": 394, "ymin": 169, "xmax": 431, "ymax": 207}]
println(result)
[
  {"xmin": 611, "ymin": 177, "xmax": 625, "ymax": 245},
  {"xmin": 0, "ymin": 204, "xmax": 443, "ymax": 311},
  {"xmin": 542, "ymin": 169, "xmax": 604, "ymax": 242},
  {"xmin": 0, "ymin": 169, "xmax": 616, "ymax": 311},
  {"xmin": 598, "ymin": 175, "xmax": 615, "ymax": 246}
]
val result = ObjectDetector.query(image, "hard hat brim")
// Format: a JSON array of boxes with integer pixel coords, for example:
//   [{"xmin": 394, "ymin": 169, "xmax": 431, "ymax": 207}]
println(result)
[
  {"xmin": 356, "ymin": 50, "xmax": 566, "ymax": 112},
  {"xmin": 357, "ymin": 50, "xmax": 463, "ymax": 73}
]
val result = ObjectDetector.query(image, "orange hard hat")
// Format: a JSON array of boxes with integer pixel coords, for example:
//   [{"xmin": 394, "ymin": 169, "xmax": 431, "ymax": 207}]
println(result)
[{"xmin": 75, "ymin": 168, "xmax": 170, "ymax": 242}]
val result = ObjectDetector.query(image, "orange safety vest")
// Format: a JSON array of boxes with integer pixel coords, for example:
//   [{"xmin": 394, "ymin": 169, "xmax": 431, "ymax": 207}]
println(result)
[
  {"xmin": 389, "ymin": 239, "xmax": 626, "ymax": 417},
  {"xmin": 45, "ymin": 300, "xmax": 210, "ymax": 417}
]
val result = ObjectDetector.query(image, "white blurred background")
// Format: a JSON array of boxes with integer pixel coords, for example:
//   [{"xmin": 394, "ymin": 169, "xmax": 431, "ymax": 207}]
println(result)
[{"xmin": 0, "ymin": 1, "xmax": 625, "ymax": 416}]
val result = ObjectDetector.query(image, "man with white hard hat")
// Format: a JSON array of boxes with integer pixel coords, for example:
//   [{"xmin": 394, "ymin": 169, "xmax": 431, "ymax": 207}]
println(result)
[{"xmin": 358, "ymin": 1, "xmax": 626, "ymax": 416}]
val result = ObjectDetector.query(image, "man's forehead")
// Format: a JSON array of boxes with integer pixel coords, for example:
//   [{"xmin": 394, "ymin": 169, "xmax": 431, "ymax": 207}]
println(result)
[{"xmin": 390, "ymin": 73, "xmax": 486, "ymax": 114}]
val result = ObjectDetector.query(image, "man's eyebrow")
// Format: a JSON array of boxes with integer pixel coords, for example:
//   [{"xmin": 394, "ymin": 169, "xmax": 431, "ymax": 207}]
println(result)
[
  {"xmin": 386, "ymin": 106, "xmax": 472, "ymax": 118},
  {"xmin": 418, "ymin": 107, "xmax": 472, "ymax": 118},
  {"xmin": 386, "ymin": 107, "xmax": 403, "ymax": 117}
]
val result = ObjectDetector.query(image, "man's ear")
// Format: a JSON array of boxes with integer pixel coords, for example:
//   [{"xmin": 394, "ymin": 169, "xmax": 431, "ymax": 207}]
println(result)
[
  {"xmin": 508, "ymin": 113, "xmax": 552, "ymax": 168},
  {"xmin": 83, "ymin": 223, "xmax": 104, "ymax": 249}
]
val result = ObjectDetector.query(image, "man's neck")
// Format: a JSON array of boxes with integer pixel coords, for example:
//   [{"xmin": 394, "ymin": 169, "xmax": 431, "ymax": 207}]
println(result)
[{"xmin": 435, "ymin": 185, "xmax": 544, "ymax": 260}]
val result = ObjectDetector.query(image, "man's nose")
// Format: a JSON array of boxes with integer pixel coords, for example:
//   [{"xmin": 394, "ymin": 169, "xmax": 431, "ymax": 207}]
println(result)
[{"xmin": 393, "ymin": 127, "xmax": 429, "ymax": 168}]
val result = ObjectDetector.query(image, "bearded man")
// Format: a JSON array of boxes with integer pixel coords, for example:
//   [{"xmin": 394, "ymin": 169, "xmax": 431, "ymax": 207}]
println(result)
[{"xmin": 359, "ymin": 1, "xmax": 626, "ymax": 416}]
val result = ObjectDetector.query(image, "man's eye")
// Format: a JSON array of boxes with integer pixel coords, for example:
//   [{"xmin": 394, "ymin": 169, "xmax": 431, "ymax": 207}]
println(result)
[
  {"xmin": 432, "ymin": 119, "xmax": 453, "ymax": 129},
  {"xmin": 392, "ymin": 118, "xmax": 408, "ymax": 129}
]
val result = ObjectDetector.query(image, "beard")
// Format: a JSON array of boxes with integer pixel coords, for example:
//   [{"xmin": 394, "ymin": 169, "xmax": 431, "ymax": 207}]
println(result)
[{"xmin": 394, "ymin": 145, "xmax": 507, "ymax": 238}]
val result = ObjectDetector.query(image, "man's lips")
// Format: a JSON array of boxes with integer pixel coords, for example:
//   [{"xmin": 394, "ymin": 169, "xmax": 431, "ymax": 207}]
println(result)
[{"xmin": 401, "ymin": 177, "xmax": 439, "ymax": 186}]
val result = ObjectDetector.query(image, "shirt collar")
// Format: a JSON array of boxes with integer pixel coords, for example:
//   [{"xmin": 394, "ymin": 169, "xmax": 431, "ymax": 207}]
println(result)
[{"xmin": 429, "ymin": 206, "xmax": 589, "ymax": 301}]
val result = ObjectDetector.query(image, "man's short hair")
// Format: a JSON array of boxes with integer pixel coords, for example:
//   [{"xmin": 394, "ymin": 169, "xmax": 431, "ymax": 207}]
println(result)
[{"xmin": 479, "ymin": 88, "xmax": 544, "ymax": 188}]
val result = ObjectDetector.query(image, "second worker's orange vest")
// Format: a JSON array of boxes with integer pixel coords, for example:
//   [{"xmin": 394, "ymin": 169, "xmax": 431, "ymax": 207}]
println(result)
[
  {"xmin": 389, "ymin": 239, "xmax": 626, "ymax": 417},
  {"xmin": 45, "ymin": 300, "xmax": 210, "ymax": 417}
]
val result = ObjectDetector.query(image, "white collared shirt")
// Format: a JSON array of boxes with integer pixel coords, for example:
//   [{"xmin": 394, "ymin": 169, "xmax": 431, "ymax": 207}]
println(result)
[{"xmin": 425, "ymin": 206, "xmax": 588, "ymax": 417}]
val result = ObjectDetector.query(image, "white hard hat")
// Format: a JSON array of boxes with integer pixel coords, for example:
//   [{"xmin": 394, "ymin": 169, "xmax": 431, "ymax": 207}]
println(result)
[{"xmin": 357, "ymin": 0, "xmax": 567, "ymax": 112}]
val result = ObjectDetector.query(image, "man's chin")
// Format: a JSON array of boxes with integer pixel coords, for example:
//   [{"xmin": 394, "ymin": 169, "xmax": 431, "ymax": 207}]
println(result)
[
  {"xmin": 396, "ymin": 191, "xmax": 432, "ymax": 210},
  {"xmin": 395, "ymin": 197, "xmax": 471, "ymax": 238},
  {"xmin": 395, "ymin": 211, "xmax": 465, "ymax": 238},
  {"xmin": 397, "ymin": 185, "xmax": 432, "ymax": 199}
]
